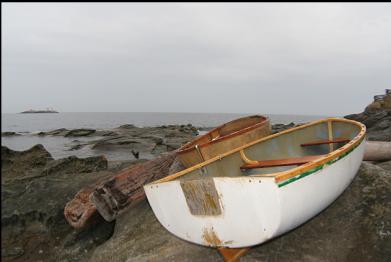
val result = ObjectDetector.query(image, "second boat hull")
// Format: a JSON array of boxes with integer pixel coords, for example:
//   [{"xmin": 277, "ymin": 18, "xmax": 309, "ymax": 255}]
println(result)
[{"xmin": 178, "ymin": 115, "xmax": 271, "ymax": 168}]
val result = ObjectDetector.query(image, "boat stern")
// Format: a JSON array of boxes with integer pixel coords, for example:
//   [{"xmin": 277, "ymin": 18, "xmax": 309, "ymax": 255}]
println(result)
[{"xmin": 144, "ymin": 176, "xmax": 282, "ymax": 248}]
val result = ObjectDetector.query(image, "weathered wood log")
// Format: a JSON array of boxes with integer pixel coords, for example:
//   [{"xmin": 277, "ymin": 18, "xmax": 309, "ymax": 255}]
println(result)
[
  {"xmin": 91, "ymin": 151, "xmax": 185, "ymax": 222},
  {"xmin": 64, "ymin": 151, "xmax": 181, "ymax": 228},
  {"xmin": 364, "ymin": 141, "xmax": 391, "ymax": 161},
  {"xmin": 64, "ymin": 173, "xmax": 114, "ymax": 229}
]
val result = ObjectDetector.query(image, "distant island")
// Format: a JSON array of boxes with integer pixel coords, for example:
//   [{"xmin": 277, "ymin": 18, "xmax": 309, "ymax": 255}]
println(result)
[{"xmin": 20, "ymin": 108, "xmax": 59, "ymax": 114}]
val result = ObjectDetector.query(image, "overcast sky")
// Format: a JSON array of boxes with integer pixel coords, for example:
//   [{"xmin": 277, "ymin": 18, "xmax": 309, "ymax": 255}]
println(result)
[{"xmin": 2, "ymin": 3, "xmax": 391, "ymax": 115}]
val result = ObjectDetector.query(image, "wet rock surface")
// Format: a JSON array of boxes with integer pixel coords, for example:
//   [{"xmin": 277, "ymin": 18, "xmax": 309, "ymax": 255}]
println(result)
[
  {"xmin": 65, "ymin": 129, "xmax": 96, "ymax": 137},
  {"xmin": 34, "ymin": 124, "xmax": 198, "ymax": 160}
]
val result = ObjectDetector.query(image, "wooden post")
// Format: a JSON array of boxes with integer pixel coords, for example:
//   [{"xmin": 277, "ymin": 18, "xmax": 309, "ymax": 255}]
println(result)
[{"xmin": 327, "ymin": 120, "xmax": 334, "ymax": 153}]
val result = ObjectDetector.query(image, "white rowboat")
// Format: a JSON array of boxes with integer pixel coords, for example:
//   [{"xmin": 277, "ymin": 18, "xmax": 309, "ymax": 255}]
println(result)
[{"xmin": 144, "ymin": 118, "xmax": 366, "ymax": 248}]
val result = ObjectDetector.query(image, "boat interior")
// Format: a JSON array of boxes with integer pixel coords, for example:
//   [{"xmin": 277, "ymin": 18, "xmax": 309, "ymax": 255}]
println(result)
[
  {"xmin": 176, "ymin": 119, "xmax": 362, "ymax": 181},
  {"xmin": 180, "ymin": 115, "xmax": 268, "ymax": 151}
]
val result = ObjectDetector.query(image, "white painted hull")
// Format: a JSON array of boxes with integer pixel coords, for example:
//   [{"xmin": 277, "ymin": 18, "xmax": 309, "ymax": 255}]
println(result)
[{"xmin": 144, "ymin": 140, "xmax": 364, "ymax": 248}]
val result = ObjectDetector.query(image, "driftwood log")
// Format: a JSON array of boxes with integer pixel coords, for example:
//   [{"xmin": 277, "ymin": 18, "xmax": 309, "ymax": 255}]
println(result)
[
  {"xmin": 64, "ymin": 151, "xmax": 182, "ymax": 228},
  {"xmin": 90, "ymin": 151, "xmax": 185, "ymax": 222},
  {"xmin": 64, "ymin": 174, "xmax": 114, "ymax": 229},
  {"xmin": 364, "ymin": 141, "xmax": 391, "ymax": 161}
]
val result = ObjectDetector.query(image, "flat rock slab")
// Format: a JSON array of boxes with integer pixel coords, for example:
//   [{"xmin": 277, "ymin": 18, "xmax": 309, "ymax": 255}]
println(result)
[
  {"xmin": 90, "ymin": 161, "xmax": 391, "ymax": 262},
  {"xmin": 89, "ymin": 200, "xmax": 222, "ymax": 262}
]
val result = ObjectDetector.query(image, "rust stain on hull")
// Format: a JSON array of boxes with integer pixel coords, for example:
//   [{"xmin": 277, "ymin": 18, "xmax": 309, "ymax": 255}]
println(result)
[{"xmin": 202, "ymin": 227, "xmax": 223, "ymax": 246}]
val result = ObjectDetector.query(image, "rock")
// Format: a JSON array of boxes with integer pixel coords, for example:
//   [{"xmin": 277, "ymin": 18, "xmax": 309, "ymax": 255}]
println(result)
[
  {"xmin": 1, "ymin": 169, "xmax": 117, "ymax": 262},
  {"xmin": 345, "ymin": 109, "xmax": 391, "ymax": 141},
  {"xmin": 377, "ymin": 160, "xmax": 391, "ymax": 171},
  {"xmin": 45, "ymin": 128, "xmax": 70, "ymax": 136},
  {"xmin": 62, "ymin": 218, "xmax": 115, "ymax": 250},
  {"xmin": 138, "ymin": 135, "xmax": 164, "ymax": 145},
  {"xmin": 89, "ymin": 161, "xmax": 391, "ymax": 262},
  {"xmin": 94, "ymin": 130, "xmax": 117, "ymax": 136},
  {"xmin": 1, "ymin": 131, "xmax": 21, "ymax": 136},
  {"xmin": 89, "ymin": 200, "xmax": 221, "ymax": 262},
  {"xmin": 34, "ymin": 128, "xmax": 70, "ymax": 136},
  {"xmin": 197, "ymin": 126, "xmax": 214, "ymax": 132},
  {"xmin": 42, "ymin": 155, "xmax": 108, "ymax": 175},
  {"xmin": 34, "ymin": 128, "xmax": 99, "ymax": 137},
  {"xmin": 91, "ymin": 137, "xmax": 156, "ymax": 159},
  {"xmin": 272, "ymin": 122, "xmax": 296, "ymax": 134},
  {"xmin": 362, "ymin": 110, "xmax": 388, "ymax": 128},
  {"xmin": 151, "ymin": 144, "xmax": 168, "ymax": 155},
  {"xmin": 345, "ymin": 92, "xmax": 391, "ymax": 141},
  {"xmin": 118, "ymin": 124, "xmax": 136, "ymax": 129},
  {"xmin": 1, "ymin": 246, "xmax": 24, "ymax": 257},
  {"xmin": 1, "ymin": 145, "xmax": 53, "ymax": 181},
  {"xmin": 88, "ymin": 125, "xmax": 197, "ymax": 159},
  {"xmin": 1, "ymin": 145, "xmax": 116, "ymax": 262},
  {"xmin": 65, "ymin": 129, "xmax": 96, "ymax": 137},
  {"xmin": 376, "ymin": 119, "xmax": 391, "ymax": 130},
  {"xmin": 66, "ymin": 144, "xmax": 85, "ymax": 151}
]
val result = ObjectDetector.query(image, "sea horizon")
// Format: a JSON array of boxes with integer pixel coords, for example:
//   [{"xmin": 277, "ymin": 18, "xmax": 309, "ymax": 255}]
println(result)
[
  {"xmin": 1, "ymin": 111, "xmax": 330, "ymax": 160},
  {"xmin": 1, "ymin": 111, "xmax": 331, "ymax": 133}
]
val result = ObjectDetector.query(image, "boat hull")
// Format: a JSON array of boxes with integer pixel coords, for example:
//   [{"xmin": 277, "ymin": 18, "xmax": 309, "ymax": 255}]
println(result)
[{"xmin": 144, "ymin": 139, "xmax": 365, "ymax": 248}]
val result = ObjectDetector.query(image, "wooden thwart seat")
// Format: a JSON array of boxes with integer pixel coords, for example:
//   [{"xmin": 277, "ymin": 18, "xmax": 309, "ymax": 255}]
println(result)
[
  {"xmin": 240, "ymin": 155, "xmax": 324, "ymax": 170},
  {"xmin": 300, "ymin": 138, "xmax": 350, "ymax": 147}
]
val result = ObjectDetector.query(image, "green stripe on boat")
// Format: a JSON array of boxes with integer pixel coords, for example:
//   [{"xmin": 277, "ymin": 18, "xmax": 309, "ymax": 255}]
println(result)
[{"xmin": 278, "ymin": 140, "xmax": 362, "ymax": 188}]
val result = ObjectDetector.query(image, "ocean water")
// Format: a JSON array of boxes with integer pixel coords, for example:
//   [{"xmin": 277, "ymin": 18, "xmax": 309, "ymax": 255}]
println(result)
[
  {"xmin": 1, "ymin": 112, "xmax": 328, "ymax": 160},
  {"xmin": 1, "ymin": 112, "xmax": 328, "ymax": 133}
]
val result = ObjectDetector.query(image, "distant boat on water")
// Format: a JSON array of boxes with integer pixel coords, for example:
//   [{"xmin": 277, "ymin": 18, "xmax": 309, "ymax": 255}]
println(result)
[{"xmin": 20, "ymin": 108, "xmax": 59, "ymax": 114}]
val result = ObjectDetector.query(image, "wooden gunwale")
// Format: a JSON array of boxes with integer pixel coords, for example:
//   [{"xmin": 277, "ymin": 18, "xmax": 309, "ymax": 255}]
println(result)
[
  {"xmin": 178, "ymin": 115, "xmax": 269, "ymax": 154},
  {"xmin": 152, "ymin": 118, "xmax": 366, "ymax": 184}
]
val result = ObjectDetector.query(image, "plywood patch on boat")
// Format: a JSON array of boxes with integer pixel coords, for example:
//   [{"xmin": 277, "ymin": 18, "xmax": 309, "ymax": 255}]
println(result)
[
  {"xmin": 202, "ymin": 227, "xmax": 222, "ymax": 246},
  {"xmin": 180, "ymin": 179, "xmax": 222, "ymax": 216}
]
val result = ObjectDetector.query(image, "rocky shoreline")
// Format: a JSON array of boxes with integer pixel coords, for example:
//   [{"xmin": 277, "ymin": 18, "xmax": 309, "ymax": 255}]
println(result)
[{"xmin": 2, "ymin": 97, "xmax": 391, "ymax": 261}]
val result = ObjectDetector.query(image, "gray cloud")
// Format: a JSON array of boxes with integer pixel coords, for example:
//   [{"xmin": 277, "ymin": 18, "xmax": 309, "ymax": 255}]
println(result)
[{"xmin": 2, "ymin": 3, "xmax": 391, "ymax": 115}]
